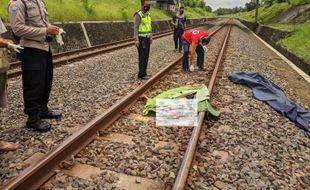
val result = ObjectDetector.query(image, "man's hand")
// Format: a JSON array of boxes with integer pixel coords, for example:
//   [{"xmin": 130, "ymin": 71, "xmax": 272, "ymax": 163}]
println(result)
[
  {"xmin": 135, "ymin": 40, "xmax": 139, "ymax": 48},
  {"xmin": 0, "ymin": 38, "xmax": 14, "ymax": 48},
  {"xmin": 189, "ymin": 53, "xmax": 194, "ymax": 71},
  {"xmin": 47, "ymin": 25, "xmax": 60, "ymax": 36},
  {"xmin": 171, "ymin": 22, "xmax": 177, "ymax": 28},
  {"xmin": 150, "ymin": 38, "xmax": 153, "ymax": 44},
  {"xmin": 7, "ymin": 42, "xmax": 24, "ymax": 53}
]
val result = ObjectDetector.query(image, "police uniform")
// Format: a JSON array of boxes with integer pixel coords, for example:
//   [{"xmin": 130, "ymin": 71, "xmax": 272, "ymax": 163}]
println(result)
[
  {"xmin": 134, "ymin": 10, "xmax": 152, "ymax": 79},
  {"xmin": 8, "ymin": 0, "xmax": 60, "ymax": 131}
]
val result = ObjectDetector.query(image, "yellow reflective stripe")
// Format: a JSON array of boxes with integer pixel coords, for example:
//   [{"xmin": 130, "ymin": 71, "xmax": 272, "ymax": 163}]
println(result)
[{"xmin": 138, "ymin": 31, "xmax": 152, "ymax": 34}]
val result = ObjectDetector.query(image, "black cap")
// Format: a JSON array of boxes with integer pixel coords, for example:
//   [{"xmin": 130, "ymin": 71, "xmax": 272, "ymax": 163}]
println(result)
[{"xmin": 201, "ymin": 36, "xmax": 210, "ymax": 45}]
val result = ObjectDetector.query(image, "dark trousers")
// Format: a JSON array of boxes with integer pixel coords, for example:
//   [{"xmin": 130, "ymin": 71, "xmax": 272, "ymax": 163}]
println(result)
[
  {"xmin": 138, "ymin": 37, "xmax": 151, "ymax": 78},
  {"xmin": 20, "ymin": 47, "xmax": 53, "ymax": 117},
  {"xmin": 182, "ymin": 40, "xmax": 204, "ymax": 70},
  {"xmin": 174, "ymin": 29, "xmax": 184, "ymax": 51}
]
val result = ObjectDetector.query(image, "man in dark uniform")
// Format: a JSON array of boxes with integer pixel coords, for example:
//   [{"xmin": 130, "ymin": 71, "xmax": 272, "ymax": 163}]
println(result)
[
  {"xmin": 8, "ymin": 0, "xmax": 61, "ymax": 132},
  {"xmin": 172, "ymin": 6, "xmax": 186, "ymax": 52},
  {"xmin": 134, "ymin": 0, "xmax": 152, "ymax": 80}
]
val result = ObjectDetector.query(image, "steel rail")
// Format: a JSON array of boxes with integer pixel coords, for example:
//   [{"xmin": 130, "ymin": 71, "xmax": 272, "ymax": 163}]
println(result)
[
  {"xmin": 172, "ymin": 24, "xmax": 232, "ymax": 190},
  {"xmin": 0, "ymin": 23, "xmax": 227, "ymax": 190},
  {"xmin": 9, "ymin": 29, "xmax": 175, "ymax": 69},
  {"xmin": 8, "ymin": 23, "xmax": 209, "ymax": 79}
]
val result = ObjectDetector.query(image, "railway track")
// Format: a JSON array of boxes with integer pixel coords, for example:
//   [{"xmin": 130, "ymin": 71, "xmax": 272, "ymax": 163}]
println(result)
[
  {"xmin": 173, "ymin": 24, "xmax": 232, "ymax": 190},
  {"xmin": 8, "ymin": 23, "xmax": 211, "ymax": 79},
  {"xmin": 1, "ymin": 21, "xmax": 232, "ymax": 190}
]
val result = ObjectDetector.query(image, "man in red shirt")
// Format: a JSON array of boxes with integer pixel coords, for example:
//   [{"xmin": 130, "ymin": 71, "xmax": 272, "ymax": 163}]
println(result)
[{"xmin": 181, "ymin": 29, "xmax": 210, "ymax": 72}]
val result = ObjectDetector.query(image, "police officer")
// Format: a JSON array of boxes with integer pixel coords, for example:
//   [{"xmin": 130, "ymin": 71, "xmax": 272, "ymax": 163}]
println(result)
[
  {"xmin": 181, "ymin": 29, "xmax": 210, "ymax": 72},
  {"xmin": 134, "ymin": 0, "xmax": 152, "ymax": 80},
  {"xmin": 8, "ymin": 0, "xmax": 61, "ymax": 132},
  {"xmin": 171, "ymin": 6, "xmax": 186, "ymax": 52}
]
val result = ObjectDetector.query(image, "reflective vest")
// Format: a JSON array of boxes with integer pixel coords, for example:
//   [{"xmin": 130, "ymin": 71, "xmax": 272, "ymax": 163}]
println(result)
[{"xmin": 137, "ymin": 10, "xmax": 152, "ymax": 37}]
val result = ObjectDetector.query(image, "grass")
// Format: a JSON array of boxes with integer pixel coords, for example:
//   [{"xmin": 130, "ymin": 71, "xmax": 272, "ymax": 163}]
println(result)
[
  {"xmin": 1, "ymin": 0, "xmax": 170, "ymax": 22},
  {"xmin": 232, "ymin": 2, "xmax": 292, "ymax": 23},
  {"xmin": 278, "ymin": 21, "xmax": 310, "ymax": 62},
  {"xmin": 185, "ymin": 7, "xmax": 216, "ymax": 18},
  {"xmin": 233, "ymin": 0, "xmax": 310, "ymax": 23},
  {"xmin": 231, "ymin": 2, "xmax": 310, "ymax": 62},
  {"xmin": 0, "ymin": 0, "xmax": 213, "ymax": 22}
]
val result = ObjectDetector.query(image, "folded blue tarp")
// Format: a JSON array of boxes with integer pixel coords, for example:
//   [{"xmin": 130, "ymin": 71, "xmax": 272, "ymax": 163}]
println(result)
[{"xmin": 228, "ymin": 71, "xmax": 310, "ymax": 138}]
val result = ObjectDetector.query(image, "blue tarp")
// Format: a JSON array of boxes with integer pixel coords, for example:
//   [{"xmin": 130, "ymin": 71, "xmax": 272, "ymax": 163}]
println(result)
[{"xmin": 228, "ymin": 71, "xmax": 310, "ymax": 138}]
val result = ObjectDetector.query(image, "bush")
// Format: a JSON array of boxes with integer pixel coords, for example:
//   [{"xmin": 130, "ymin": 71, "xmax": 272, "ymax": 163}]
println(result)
[{"xmin": 290, "ymin": 0, "xmax": 310, "ymax": 6}]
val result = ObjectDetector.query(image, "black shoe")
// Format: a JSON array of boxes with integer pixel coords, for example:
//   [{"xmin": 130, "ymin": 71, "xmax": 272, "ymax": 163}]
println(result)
[
  {"xmin": 146, "ymin": 74, "xmax": 152, "ymax": 78},
  {"xmin": 39, "ymin": 109, "xmax": 62, "ymax": 120},
  {"xmin": 138, "ymin": 76, "xmax": 151, "ymax": 80},
  {"xmin": 198, "ymin": 68, "xmax": 206, "ymax": 71},
  {"xmin": 25, "ymin": 117, "xmax": 51, "ymax": 132}
]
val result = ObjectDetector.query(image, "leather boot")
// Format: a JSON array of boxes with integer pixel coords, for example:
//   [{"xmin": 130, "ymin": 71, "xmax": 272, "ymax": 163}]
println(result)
[{"xmin": 25, "ymin": 115, "xmax": 51, "ymax": 132}]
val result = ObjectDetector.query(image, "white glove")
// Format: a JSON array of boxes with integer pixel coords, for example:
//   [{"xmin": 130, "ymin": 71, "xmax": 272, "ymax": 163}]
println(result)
[
  {"xmin": 56, "ymin": 28, "xmax": 66, "ymax": 46},
  {"xmin": 7, "ymin": 43, "xmax": 24, "ymax": 53},
  {"xmin": 203, "ymin": 46, "xmax": 208, "ymax": 52},
  {"xmin": 189, "ymin": 65, "xmax": 194, "ymax": 72}
]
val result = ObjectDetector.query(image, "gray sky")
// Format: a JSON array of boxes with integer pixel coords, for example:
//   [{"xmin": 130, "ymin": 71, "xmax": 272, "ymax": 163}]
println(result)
[{"xmin": 204, "ymin": 0, "xmax": 251, "ymax": 10}]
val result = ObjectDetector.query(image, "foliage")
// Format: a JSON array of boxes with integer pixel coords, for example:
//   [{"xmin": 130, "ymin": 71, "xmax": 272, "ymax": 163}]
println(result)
[
  {"xmin": 0, "ymin": 0, "xmax": 215, "ymax": 22},
  {"xmin": 185, "ymin": 7, "xmax": 215, "ymax": 18},
  {"xmin": 278, "ymin": 21, "xmax": 310, "ymax": 62},
  {"xmin": 244, "ymin": 1, "xmax": 257, "ymax": 11},
  {"xmin": 81, "ymin": 0, "xmax": 94, "ymax": 15},
  {"xmin": 214, "ymin": 0, "xmax": 309, "ymax": 16},
  {"xmin": 183, "ymin": 0, "xmax": 212, "ymax": 11},
  {"xmin": 264, "ymin": 0, "xmax": 310, "ymax": 7},
  {"xmin": 214, "ymin": 1, "xmax": 258, "ymax": 15},
  {"xmin": 234, "ymin": 0, "xmax": 310, "ymax": 62},
  {"xmin": 290, "ymin": 0, "xmax": 310, "ymax": 6}
]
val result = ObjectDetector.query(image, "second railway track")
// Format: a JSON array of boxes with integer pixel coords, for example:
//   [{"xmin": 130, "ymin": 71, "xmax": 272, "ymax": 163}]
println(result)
[{"xmin": 8, "ymin": 23, "xmax": 212, "ymax": 79}]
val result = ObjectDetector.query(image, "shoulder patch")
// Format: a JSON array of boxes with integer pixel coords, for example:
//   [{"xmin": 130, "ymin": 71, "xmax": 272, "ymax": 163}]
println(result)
[{"xmin": 10, "ymin": 5, "xmax": 19, "ymax": 13}]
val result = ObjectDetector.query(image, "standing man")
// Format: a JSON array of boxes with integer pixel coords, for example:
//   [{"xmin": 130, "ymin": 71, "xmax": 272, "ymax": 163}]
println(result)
[
  {"xmin": 9, "ymin": 0, "xmax": 61, "ymax": 132},
  {"xmin": 134, "ymin": 0, "xmax": 152, "ymax": 80},
  {"xmin": 171, "ymin": 6, "xmax": 186, "ymax": 52},
  {"xmin": 181, "ymin": 29, "xmax": 210, "ymax": 72}
]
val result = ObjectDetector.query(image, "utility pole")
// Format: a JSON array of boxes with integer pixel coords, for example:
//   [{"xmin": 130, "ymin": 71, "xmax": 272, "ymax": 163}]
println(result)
[{"xmin": 254, "ymin": 0, "xmax": 259, "ymax": 25}]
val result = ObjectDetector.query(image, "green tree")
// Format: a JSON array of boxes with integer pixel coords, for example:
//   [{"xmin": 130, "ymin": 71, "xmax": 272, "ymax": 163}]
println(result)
[
  {"xmin": 205, "ymin": 5, "xmax": 212, "ymax": 12},
  {"xmin": 245, "ymin": 1, "xmax": 257, "ymax": 11}
]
